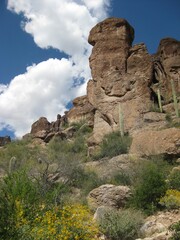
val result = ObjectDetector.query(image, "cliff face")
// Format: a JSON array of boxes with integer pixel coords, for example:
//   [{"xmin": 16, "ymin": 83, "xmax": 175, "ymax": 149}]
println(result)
[
  {"xmin": 83, "ymin": 18, "xmax": 179, "ymax": 145},
  {"xmin": 27, "ymin": 17, "xmax": 180, "ymax": 154}
]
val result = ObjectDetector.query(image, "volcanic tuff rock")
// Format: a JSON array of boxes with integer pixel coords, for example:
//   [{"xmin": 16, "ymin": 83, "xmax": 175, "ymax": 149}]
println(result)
[
  {"xmin": 87, "ymin": 18, "xmax": 180, "ymax": 145},
  {"xmin": 28, "ymin": 17, "xmax": 180, "ymax": 153}
]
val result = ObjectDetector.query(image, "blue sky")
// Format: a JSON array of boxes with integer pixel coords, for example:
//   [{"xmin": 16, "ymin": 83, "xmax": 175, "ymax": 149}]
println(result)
[{"xmin": 0, "ymin": 0, "xmax": 180, "ymax": 138}]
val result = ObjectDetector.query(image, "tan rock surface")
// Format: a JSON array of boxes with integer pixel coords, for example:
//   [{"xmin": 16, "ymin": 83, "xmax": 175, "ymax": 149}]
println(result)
[
  {"xmin": 87, "ymin": 18, "xmax": 153, "ymax": 144},
  {"xmin": 67, "ymin": 95, "xmax": 95, "ymax": 125},
  {"xmin": 151, "ymin": 38, "xmax": 180, "ymax": 103},
  {"xmin": 130, "ymin": 128, "xmax": 180, "ymax": 156},
  {"xmin": 31, "ymin": 117, "xmax": 50, "ymax": 135},
  {"xmin": 87, "ymin": 184, "xmax": 131, "ymax": 211},
  {"xmin": 136, "ymin": 210, "xmax": 180, "ymax": 240}
]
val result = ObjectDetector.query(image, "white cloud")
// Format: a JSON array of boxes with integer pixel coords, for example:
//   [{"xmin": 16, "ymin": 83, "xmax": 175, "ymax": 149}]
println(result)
[
  {"xmin": 0, "ymin": 0, "xmax": 111, "ymax": 137},
  {"xmin": 0, "ymin": 84, "xmax": 8, "ymax": 94},
  {"xmin": 0, "ymin": 58, "xmax": 77, "ymax": 137}
]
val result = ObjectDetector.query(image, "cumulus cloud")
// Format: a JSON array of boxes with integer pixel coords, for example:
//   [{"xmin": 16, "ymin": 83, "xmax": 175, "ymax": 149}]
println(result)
[{"xmin": 0, "ymin": 0, "xmax": 111, "ymax": 137}]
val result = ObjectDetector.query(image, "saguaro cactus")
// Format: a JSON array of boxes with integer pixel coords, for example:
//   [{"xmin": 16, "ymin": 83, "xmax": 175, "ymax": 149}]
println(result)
[
  {"xmin": 157, "ymin": 89, "xmax": 163, "ymax": 113},
  {"xmin": 119, "ymin": 103, "xmax": 124, "ymax": 137},
  {"xmin": 171, "ymin": 79, "xmax": 179, "ymax": 118}
]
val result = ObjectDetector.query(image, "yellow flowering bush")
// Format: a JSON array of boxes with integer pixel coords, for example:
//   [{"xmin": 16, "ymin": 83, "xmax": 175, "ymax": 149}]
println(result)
[
  {"xmin": 159, "ymin": 189, "xmax": 180, "ymax": 209},
  {"xmin": 30, "ymin": 204, "xmax": 99, "ymax": 240}
]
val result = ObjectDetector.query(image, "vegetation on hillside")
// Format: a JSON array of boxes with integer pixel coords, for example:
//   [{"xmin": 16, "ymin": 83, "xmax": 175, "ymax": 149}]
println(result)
[{"xmin": 0, "ymin": 122, "xmax": 179, "ymax": 239}]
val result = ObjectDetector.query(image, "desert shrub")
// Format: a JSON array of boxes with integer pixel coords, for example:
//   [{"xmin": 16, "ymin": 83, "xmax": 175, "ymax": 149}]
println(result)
[
  {"xmin": 0, "ymin": 169, "xmax": 72, "ymax": 239},
  {"xmin": 130, "ymin": 161, "xmax": 167, "ymax": 214},
  {"xmin": 169, "ymin": 221, "xmax": 180, "ymax": 240},
  {"xmin": 81, "ymin": 171, "xmax": 105, "ymax": 195},
  {"xmin": 167, "ymin": 169, "xmax": 180, "ymax": 190},
  {"xmin": 69, "ymin": 135, "xmax": 88, "ymax": 155},
  {"xmin": 0, "ymin": 170, "xmax": 39, "ymax": 239},
  {"xmin": 159, "ymin": 189, "xmax": 180, "ymax": 209},
  {"xmin": 110, "ymin": 171, "xmax": 131, "ymax": 186},
  {"xmin": 0, "ymin": 139, "xmax": 40, "ymax": 172},
  {"xmin": 48, "ymin": 135, "xmax": 87, "ymax": 160},
  {"xmin": 94, "ymin": 131, "xmax": 132, "ymax": 159},
  {"xmin": 28, "ymin": 204, "xmax": 99, "ymax": 240},
  {"xmin": 99, "ymin": 208, "xmax": 144, "ymax": 240}
]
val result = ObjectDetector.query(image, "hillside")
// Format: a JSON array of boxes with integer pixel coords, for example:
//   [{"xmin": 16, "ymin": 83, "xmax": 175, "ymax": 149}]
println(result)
[{"xmin": 0, "ymin": 17, "xmax": 180, "ymax": 240}]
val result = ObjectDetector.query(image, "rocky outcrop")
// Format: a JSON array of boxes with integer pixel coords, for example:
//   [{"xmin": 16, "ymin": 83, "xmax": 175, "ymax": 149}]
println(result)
[
  {"xmin": 67, "ymin": 95, "xmax": 95, "ymax": 126},
  {"xmin": 0, "ymin": 136, "xmax": 11, "ymax": 146},
  {"xmin": 151, "ymin": 38, "xmax": 180, "ymax": 103},
  {"xmin": 87, "ymin": 18, "xmax": 155, "ymax": 145},
  {"xmin": 27, "ymin": 17, "xmax": 180, "ymax": 154},
  {"xmin": 31, "ymin": 117, "xmax": 50, "ymax": 135},
  {"xmin": 130, "ymin": 128, "xmax": 180, "ymax": 156},
  {"xmin": 29, "ymin": 114, "xmax": 72, "ymax": 142},
  {"xmin": 87, "ymin": 184, "xmax": 131, "ymax": 211}
]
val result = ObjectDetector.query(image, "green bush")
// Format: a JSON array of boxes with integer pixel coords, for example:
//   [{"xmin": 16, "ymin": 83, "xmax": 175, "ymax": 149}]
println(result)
[
  {"xmin": 99, "ymin": 208, "xmax": 144, "ymax": 240},
  {"xmin": 0, "ymin": 139, "xmax": 40, "ymax": 172},
  {"xmin": 94, "ymin": 131, "xmax": 132, "ymax": 159},
  {"xmin": 169, "ymin": 221, "xmax": 180, "ymax": 240},
  {"xmin": 0, "ymin": 170, "xmax": 39, "ymax": 239},
  {"xmin": 167, "ymin": 169, "xmax": 180, "ymax": 190},
  {"xmin": 159, "ymin": 189, "xmax": 180, "ymax": 209},
  {"xmin": 130, "ymin": 161, "xmax": 167, "ymax": 214},
  {"xmin": 110, "ymin": 171, "xmax": 131, "ymax": 186}
]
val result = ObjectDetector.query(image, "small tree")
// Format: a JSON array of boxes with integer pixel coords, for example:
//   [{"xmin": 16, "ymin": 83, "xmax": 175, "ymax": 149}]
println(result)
[{"xmin": 130, "ymin": 162, "xmax": 167, "ymax": 214}]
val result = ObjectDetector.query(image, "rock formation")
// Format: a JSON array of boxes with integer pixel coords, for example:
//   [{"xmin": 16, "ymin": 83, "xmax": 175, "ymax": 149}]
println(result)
[
  {"xmin": 67, "ymin": 95, "xmax": 95, "ymax": 126},
  {"xmin": 27, "ymin": 17, "xmax": 180, "ymax": 157},
  {"xmin": 86, "ymin": 18, "xmax": 180, "ymax": 146},
  {"xmin": 151, "ymin": 38, "xmax": 180, "ymax": 103}
]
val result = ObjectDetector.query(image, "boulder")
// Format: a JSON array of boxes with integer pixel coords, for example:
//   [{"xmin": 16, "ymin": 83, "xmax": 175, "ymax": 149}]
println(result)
[
  {"xmin": 136, "ymin": 210, "xmax": 180, "ymax": 240},
  {"xmin": 130, "ymin": 128, "xmax": 180, "ymax": 156},
  {"xmin": 31, "ymin": 117, "xmax": 50, "ymax": 135},
  {"xmin": 67, "ymin": 95, "xmax": 95, "ymax": 126},
  {"xmin": 87, "ymin": 184, "xmax": 131, "ymax": 211}
]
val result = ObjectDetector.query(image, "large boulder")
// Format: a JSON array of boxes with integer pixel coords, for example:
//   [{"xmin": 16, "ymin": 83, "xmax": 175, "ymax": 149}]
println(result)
[
  {"xmin": 30, "ymin": 117, "xmax": 50, "ymax": 138},
  {"xmin": 130, "ymin": 128, "xmax": 180, "ymax": 156},
  {"xmin": 87, "ymin": 184, "xmax": 131, "ymax": 211}
]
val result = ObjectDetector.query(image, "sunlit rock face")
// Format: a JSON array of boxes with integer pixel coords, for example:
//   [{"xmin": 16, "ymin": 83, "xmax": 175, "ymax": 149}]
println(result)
[
  {"xmin": 87, "ymin": 17, "xmax": 154, "ymax": 144},
  {"xmin": 152, "ymin": 38, "xmax": 180, "ymax": 103}
]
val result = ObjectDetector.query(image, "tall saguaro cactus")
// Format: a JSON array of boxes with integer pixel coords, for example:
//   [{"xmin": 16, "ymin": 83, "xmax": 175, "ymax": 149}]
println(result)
[
  {"xmin": 157, "ymin": 89, "xmax": 163, "ymax": 113},
  {"xmin": 119, "ymin": 103, "xmax": 124, "ymax": 137},
  {"xmin": 171, "ymin": 79, "xmax": 179, "ymax": 118}
]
